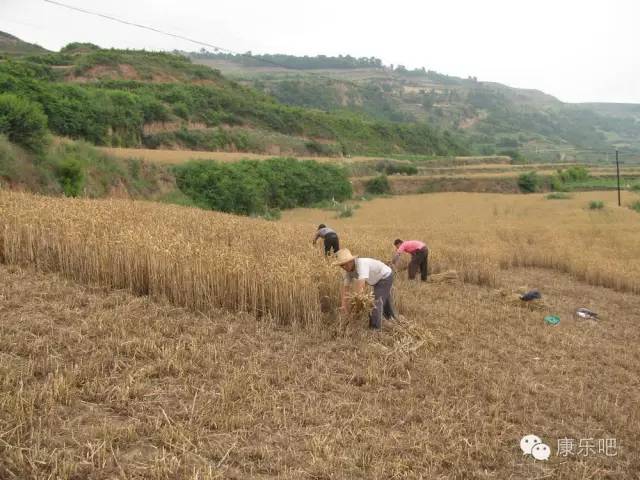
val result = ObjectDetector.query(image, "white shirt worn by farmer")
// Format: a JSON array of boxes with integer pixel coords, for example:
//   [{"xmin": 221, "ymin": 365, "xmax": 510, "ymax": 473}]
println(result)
[{"xmin": 343, "ymin": 258, "xmax": 392, "ymax": 286}]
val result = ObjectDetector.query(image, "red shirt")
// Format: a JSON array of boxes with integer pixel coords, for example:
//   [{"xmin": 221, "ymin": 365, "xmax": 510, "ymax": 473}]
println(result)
[{"xmin": 397, "ymin": 240, "xmax": 426, "ymax": 254}]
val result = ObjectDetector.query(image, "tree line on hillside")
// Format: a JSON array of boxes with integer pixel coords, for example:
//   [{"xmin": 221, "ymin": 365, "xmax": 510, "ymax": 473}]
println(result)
[
  {"xmin": 186, "ymin": 49, "xmax": 466, "ymax": 86},
  {"xmin": 185, "ymin": 51, "xmax": 384, "ymax": 70}
]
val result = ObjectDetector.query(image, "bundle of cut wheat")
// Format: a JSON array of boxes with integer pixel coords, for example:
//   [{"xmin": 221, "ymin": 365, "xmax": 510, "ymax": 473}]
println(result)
[
  {"xmin": 347, "ymin": 290, "xmax": 375, "ymax": 321},
  {"xmin": 428, "ymin": 270, "xmax": 459, "ymax": 284}
]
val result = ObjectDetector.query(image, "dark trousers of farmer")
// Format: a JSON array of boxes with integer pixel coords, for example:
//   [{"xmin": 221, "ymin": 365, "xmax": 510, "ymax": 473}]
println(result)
[
  {"xmin": 370, "ymin": 274, "xmax": 396, "ymax": 329},
  {"xmin": 324, "ymin": 233, "xmax": 339, "ymax": 255},
  {"xmin": 408, "ymin": 247, "xmax": 428, "ymax": 282}
]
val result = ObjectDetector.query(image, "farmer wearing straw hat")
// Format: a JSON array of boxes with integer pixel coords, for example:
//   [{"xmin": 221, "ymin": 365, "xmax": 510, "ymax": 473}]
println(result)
[
  {"xmin": 391, "ymin": 239, "xmax": 429, "ymax": 282},
  {"xmin": 334, "ymin": 249, "xmax": 396, "ymax": 329},
  {"xmin": 313, "ymin": 224, "xmax": 340, "ymax": 256}
]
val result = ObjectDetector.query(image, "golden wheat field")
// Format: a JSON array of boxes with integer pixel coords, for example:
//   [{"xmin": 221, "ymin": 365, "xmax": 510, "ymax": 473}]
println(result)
[
  {"xmin": 1, "ymin": 189, "xmax": 639, "ymax": 479},
  {"xmin": 99, "ymin": 147, "xmax": 383, "ymax": 165},
  {"xmin": 283, "ymin": 190, "xmax": 640, "ymax": 294},
  {"xmin": 98, "ymin": 147, "xmax": 511, "ymax": 167}
]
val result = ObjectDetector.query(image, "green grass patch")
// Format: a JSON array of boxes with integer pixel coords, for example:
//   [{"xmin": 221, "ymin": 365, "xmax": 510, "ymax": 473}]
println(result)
[
  {"xmin": 258, "ymin": 208, "xmax": 282, "ymax": 221},
  {"xmin": 630, "ymin": 201, "xmax": 640, "ymax": 213},
  {"xmin": 381, "ymin": 153, "xmax": 442, "ymax": 163},
  {"xmin": 335, "ymin": 204, "xmax": 354, "ymax": 218},
  {"xmin": 0, "ymin": 136, "xmax": 171, "ymax": 199},
  {"xmin": 563, "ymin": 177, "xmax": 640, "ymax": 191},
  {"xmin": 157, "ymin": 189, "xmax": 200, "ymax": 208},
  {"xmin": 311, "ymin": 199, "xmax": 359, "ymax": 218},
  {"xmin": 546, "ymin": 192, "xmax": 572, "ymax": 200},
  {"xmin": 588, "ymin": 200, "xmax": 605, "ymax": 210}
]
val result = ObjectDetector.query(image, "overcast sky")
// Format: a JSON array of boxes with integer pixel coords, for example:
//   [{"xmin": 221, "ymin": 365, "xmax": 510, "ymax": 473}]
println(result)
[{"xmin": 2, "ymin": 0, "xmax": 639, "ymax": 103}]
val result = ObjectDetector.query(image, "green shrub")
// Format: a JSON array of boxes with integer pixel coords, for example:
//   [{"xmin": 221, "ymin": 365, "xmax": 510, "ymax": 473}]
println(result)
[
  {"xmin": 558, "ymin": 166, "xmax": 589, "ymax": 183},
  {"xmin": 310, "ymin": 199, "xmax": 338, "ymax": 210},
  {"xmin": 172, "ymin": 102, "xmax": 189, "ymax": 120},
  {"xmin": 517, "ymin": 171, "xmax": 540, "ymax": 193},
  {"xmin": 0, "ymin": 134, "xmax": 44, "ymax": 189},
  {"xmin": 0, "ymin": 93, "xmax": 48, "ymax": 152},
  {"xmin": 260, "ymin": 208, "xmax": 282, "ymax": 221},
  {"xmin": 588, "ymin": 200, "xmax": 604, "ymax": 210},
  {"xmin": 500, "ymin": 149, "xmax": 524, "ymax": 163},
  {"xmin": 630, "ymin": 183, "xmax": 640, "ymax": 192},
  {"xmin": 0, "ymin": 134, "xmax": 18, "ymax": 180},
  {"xmin": 375, "ymin": 160, "xmax": 418, "ymax": 176},
  {"xmin": 55, "ymin": 158, "xmax": 85, "ymax": 197},
  {"xmin": 365, "ymin": 174, "xmax": 391, "ymax": 195},
  {"xmin": 336, "ymin": 204, "xmax": 354, "ymax": 218},
  {"xmin": 546, "ymin": 192, "xmax": 572, "ymax": 200},
  {"xmin": 390, "ymin": 164, "xmax": 418, "ymax": 175},
  {"xmin": 158, "ymin": 189, "xmax": 199, "ymax": 208},
  {"xmin": 550, "ymin": 175, "xmax": 568, "ymax": 192},
  {"xmin": 46, "ymin": 141, "xmax": 127, "ymax": 197},
  {"xmin": 60, "ymin": 42, "xmax": 100, "ymax": 53},
  {"xmin": 630, "ymin": 201, "xmax": 640, "ymax": 213},
  {"xmin": 305, "ymin": 140, "xmax": 335, "ymax": 156},
  {"xmin": 173, "ymin": 157, "xmax": 352, "ymax": 216}
]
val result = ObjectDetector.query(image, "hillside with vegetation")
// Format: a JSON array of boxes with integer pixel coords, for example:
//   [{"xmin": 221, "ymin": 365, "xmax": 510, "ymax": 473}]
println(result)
[
  {"xmin": 188, "ymin": 51, "xmax": 640, "ymax": 159},
  {"xmin": 0, "ymin": 34, "xmax": 467, "ymax": 158},
  {"xmin": 0, "ymin": 30, "xmax": 49, "ymax": 56},
  {"xmin": 0, "ymin": 135, "xmax": 178, "ymax": 200},
  {"xmin": 3, "ymin": 32, "xmax": 640, "ymax": 209}
]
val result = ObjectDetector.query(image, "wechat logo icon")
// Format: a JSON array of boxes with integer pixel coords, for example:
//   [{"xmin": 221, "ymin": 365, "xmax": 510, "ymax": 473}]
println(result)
[{"xmin": 520, "ymin": 434, "xmax": 551, "ymax": 461}]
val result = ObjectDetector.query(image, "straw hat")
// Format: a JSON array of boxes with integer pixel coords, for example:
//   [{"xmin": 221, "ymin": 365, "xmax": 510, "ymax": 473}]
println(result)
[{"xmin": 333, "ymin": 248, "xmax": 357, "ymax": 266}]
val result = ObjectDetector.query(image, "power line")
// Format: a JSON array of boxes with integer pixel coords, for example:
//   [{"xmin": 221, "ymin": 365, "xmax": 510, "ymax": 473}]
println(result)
[
  {"xmin": 42, "ymin": 0, "xmax": 365, "ymax": 88},
  {"xmin": 44, "ymin": 0, "xmax": 230, "ymax": 54}
]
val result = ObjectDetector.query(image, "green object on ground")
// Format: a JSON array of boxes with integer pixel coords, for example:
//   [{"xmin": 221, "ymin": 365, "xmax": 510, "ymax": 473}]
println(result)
[{"xmin": 544, "ymin": 315, "xmax": 560, "ymax": 326}]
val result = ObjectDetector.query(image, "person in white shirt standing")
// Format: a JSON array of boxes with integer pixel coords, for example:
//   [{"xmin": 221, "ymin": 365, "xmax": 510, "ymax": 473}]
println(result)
[{"xmin": 334, "ymin": 249, "xmax": 397, "ymax": 329}]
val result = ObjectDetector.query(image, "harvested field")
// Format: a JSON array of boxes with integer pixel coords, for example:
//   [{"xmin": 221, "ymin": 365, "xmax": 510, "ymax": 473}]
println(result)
[
  {"xmin": 352, "ymin": 173, "xmax": 640, "ymax": 195},
  {"xmin": 0, "ymin": 190, "xmax": 639, "ymax": 478},
  {"xmin": 98, "ymin": 147, "xmax": 285, "ymax": 164},
  {"xmin": 99, "ymin": 147, "xmax": 513, "ymax": 168},
  {"xmin": 358, "ymin": 170, "xmax": 640, "ymax": 182},
  {"xmin": 99, "ymin": 147, "xmax": 374, "ymax": 165}
]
